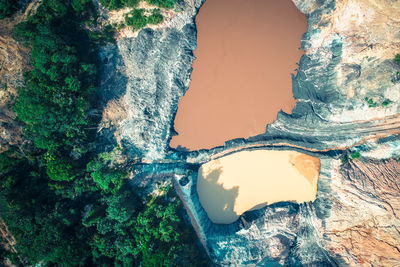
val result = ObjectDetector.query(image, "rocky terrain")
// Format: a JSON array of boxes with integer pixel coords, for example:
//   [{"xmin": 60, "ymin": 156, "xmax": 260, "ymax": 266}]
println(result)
[{"xmin": 99, "ymin": 0, "xmax": 400, "ymax": 265}]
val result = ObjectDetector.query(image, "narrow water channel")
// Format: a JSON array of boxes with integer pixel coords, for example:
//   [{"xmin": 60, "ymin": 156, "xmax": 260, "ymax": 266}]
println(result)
[{"xmin": 170, "ymin": 0, "xmax": 308, "ymax": 150}]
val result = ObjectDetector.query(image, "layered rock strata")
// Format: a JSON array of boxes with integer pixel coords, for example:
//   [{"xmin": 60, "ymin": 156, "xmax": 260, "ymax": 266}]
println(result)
[{"xmin": 100, "ymin": 0, "xmax": 400, "ymax": 265}]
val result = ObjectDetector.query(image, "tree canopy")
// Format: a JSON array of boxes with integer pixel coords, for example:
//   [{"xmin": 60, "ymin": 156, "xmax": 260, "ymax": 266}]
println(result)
[{"xmin": 1, "ymin": 0, "xmax": 210, "ymax": 266}]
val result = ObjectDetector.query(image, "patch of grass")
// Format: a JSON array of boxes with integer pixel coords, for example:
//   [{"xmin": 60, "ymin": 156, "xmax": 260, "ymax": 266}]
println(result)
[{"xmin": 350, "ymin": 151, "xmax": 360, "ymax": 159}]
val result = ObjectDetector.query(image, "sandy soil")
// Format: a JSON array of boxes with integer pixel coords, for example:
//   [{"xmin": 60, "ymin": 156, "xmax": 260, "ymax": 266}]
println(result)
[
  {"xmin": 170, "ymin": 0, "xmax": 307, "ymax": 150},
  {"xmin": 197, "ymin": 150, "xmax": 320, "ymax": 224}
]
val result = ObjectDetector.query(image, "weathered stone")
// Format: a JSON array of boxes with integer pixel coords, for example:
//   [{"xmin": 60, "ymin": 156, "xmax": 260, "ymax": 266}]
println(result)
[{"xmin": 99, "ymin": 0, "xmax": 400, "ymax": 265}]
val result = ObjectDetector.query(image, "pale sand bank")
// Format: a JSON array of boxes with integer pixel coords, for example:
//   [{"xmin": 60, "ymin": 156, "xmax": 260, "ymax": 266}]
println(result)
[{"xmin": 197, "ymin": 150, "xmax": 320, "ymax": 224}]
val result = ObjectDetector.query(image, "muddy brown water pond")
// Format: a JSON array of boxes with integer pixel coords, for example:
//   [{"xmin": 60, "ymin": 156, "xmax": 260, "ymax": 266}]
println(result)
[{"xmin": 170, "ymin": 0, "xmax": 308, "ymax": 150}]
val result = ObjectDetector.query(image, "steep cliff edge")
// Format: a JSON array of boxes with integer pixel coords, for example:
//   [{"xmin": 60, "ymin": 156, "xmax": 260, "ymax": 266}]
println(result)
[{"xmin": 99, "ymin": 0, "xmax": 400, "ymax": 265}]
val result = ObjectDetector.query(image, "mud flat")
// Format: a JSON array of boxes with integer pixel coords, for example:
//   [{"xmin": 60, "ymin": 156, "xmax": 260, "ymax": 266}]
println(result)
[
  {"xmin": 170, "ymin": 0, "xmax": 307, "ymax": 150},
  {"xmin": 197, "ymin": 150, "xmax": 320, "ymax": 224}
]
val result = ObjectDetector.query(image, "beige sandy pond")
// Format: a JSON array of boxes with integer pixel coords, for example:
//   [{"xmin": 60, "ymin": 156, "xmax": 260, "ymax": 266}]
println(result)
[
  {"xmin": 197, "ymin": 150, "xmax": 320, "ymax": 224},
  {"xmin": 170, "ymin": 0, "xmax": 307, "ymax": 150}
]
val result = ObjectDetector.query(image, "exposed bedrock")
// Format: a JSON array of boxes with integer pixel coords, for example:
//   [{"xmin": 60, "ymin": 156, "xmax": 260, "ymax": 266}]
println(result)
[
  {"xmin": 99, "ymin": 0, "xmax": 400, "ymax": 265},
  {"xmin": 99, "ymin": 0, "xmax": 203, "ymax": 160},
  {"xmin": 100, "ymin": 0, "xmax": 400, "ymax": 160}
]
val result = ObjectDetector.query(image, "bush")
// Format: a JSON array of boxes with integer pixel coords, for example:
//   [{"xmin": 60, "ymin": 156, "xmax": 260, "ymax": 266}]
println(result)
[
  {"xmin": 125, "ymin": 8, "xmax": 164, "ymax": 31},
  {"xmin": 125, "ymin": 8, "xmax": 148, "ymax": 31},
  {"xmin": 86, "ymin": 153, "xmax": 127, "ymax": 193},
  {"xmin": 146, "ymin": 0, "xmax": 176, "ymax": 9},
  {"xmin": 0, "ymin": 0, "xmax": 18, "ymax": 19},
  {"xmin": 89, "ymin": 24, "xmax": 116, "ymax": 44},
  {"xmin": 350, "ymin": 151, "xmax": 360, "ymax": 159},
  {"xmin": 121, "ymin": 0, "xmax": 140, "ymax": 7},
  {"xmin": 395, "ymin": 54, "xmax": 400, "ymax": 64},
  {"xmin": 99, "ymin": 0, "xmax": 122, "ymax": 10},
  {"xmin": 382, "ymin": 99, "xmax": 392, "ymax": 107},
  {"xmin": 147, "ymin": 9, "xmax": 163, "ymax": 25}
]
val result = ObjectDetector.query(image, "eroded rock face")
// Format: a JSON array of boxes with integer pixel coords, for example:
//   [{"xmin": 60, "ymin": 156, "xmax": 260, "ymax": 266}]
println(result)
[
  {"xmin": 100, "ymin": 0, "xmax": 400, "ymax": 265},
  {"xmin": 322, "ymin": 159, "xmax": 400, "ymax": 266},
  {"xmin": 100, "ymin": 0, "xmax": 203, "ymax": 160}
]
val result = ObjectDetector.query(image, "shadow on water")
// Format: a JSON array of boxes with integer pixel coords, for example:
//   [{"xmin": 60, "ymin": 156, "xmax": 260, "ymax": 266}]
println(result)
[{"xmin": 199, "ymin": 165, "xmax": 240, "ymax": 224}]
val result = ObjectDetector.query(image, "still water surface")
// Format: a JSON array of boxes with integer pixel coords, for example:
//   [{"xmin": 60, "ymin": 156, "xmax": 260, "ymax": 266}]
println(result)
[{"xmin": 170, "ymin": 0, "xmax": 308, "ymax": 150}]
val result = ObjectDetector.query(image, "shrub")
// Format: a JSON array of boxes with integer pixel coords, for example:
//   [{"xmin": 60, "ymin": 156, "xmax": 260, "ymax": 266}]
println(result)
[
  {"xmin": 350, "ymin": 151, "xmax": 360, "ymax": 159},
  {"xmin": 121, "ymin": 0, "xmax": 140, "ymax": 7},
  {"xmin": 147, "ymin": 9, "xmax": 163, "ymax": 25},
  {"xmin": 0, "ymin": 0, "xmax": 18, "ymax": 19},
  {"xmin": 146, "ymin": 0, "xmax": 176, "ymax": 9},
  {"xmin": 100, "ymin": 0, "xmax": 122, "ymax": 10},
  {"xmin": 395, "ymin": 54, "xmax": 400, "ymax": 64},
  {"xmin": 382, "ymin": 99, "xmax": 392, "ymax": 107},
  {"xmin": 89, "ymin": 24, "xmax": 116, "ymax": 44},
  {"xmin": 125, "ymin": 8, "xmax": 148, "ymax": 31}
]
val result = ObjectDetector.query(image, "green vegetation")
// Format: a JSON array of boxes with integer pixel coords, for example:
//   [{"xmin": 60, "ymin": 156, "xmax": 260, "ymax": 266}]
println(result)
[
  {"xmin": 0, "ymin": 0, "xmax": 18, "ymax": 19},
  {"xmin": 147, "ymin": 8, "xmax": 163, "ymax": 24},
  {"xmin": 392, "ymin": 71, "xmax": 400, "ymax": 83},
  {"xmin": 146, "ymin": 0, "xmax": 176, "ymax": 9},
  {"xmin": 100, "ymin": 0, "xmax": 140, "ymax": 10},
  {"xmin": 395, "ymin": 54, "xmax": 400, "ymax": 64},
  {"xmin": 365, "ymin": 97, "xmax": 392, "ymax": 108},
  {"xmin": 100, "ymin": 0, "xmax": 176, "ymax": 10},
  {"xmin": 100, "ymin": 0, "xmax": 173, "ymax": 32},
  {"xmin": 125, "ymin": 8, "xmax": 148, "ymax": 31},
  {"xmin": 125, "ymin": 8, "xmax": 164, "ymax": 31},
  {"xmin": 382, "ymin": 99, "xmax": 392, "ymax": 107},
  {"xmin": 88, "ymin": 24, "xmax": 117, "ymax": 44},
  {"xmin": 365, "ymin": 97, "xmax": 377, "ymax": 108},
  {"xmin": 350, "ymin": 151, "xmax": 361, "ymax": 159},
  {"xmin": 341, "ymin": 155, "xmax": 348, "ymax": 165},
  {"xmin": 0, "ymin": 0, "xmax": 209, "ymax": 266}
]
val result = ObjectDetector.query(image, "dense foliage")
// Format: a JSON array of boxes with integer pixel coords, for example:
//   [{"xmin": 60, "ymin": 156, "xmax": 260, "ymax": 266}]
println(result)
[
  {"xmin": 99, "ymin": 0, "xmax": 140, "ymax": 10},
  {"xmin": 146, "ymin": 0, "xmax": 176, "ymax": 9},
  {"xmin": 125, "ymin": 8, "xmax": 163, "ymax": 31},
  {"xmin": 100, "ymin": 0, "xmax": 176, "ymax": 10},
  {"xmin": 0, "ymin": 0, "xmax": 18, "ymax": 19},
  {"xmin": 395, "ymin": 53, "xmax": 400, "ymax": 64},
  {"xmin": 100, "ymin": 0, "xmax": 173, "ymax": 31},
  {"xmin": 0, "ymin": 0, "xmax": 209, "ymax": 266}
]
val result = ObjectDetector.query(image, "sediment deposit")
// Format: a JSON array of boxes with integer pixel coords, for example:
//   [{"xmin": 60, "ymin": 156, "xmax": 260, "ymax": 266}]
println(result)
[{"xmin": 197, "ymin": 150, "xmax": 320, "ymax": 224}]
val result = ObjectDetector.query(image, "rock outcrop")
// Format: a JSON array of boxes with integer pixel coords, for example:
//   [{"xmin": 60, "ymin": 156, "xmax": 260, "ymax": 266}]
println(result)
[
  {"xmin": 100, "ymin": 0, "xmax": 202, "ymax": 160},
  {"xmin": 100, "ymin": 0, "xmax": 400, "ymax": 265}
]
